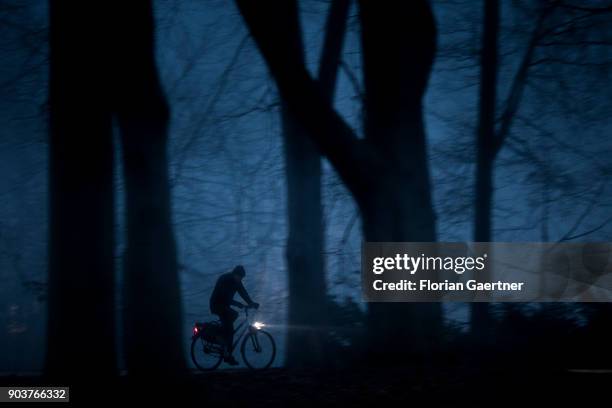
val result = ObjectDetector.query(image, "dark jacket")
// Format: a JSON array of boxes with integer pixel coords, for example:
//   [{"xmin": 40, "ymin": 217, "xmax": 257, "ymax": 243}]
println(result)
[{"xmin": 210, "ymin": 273, "xmax": 254, "ymax": 312}]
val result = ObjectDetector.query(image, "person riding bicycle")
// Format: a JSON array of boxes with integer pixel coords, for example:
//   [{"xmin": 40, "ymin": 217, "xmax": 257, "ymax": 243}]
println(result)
[{"xmin": 210, "ymin": 265, "xmax": 259, "ymax": 366}]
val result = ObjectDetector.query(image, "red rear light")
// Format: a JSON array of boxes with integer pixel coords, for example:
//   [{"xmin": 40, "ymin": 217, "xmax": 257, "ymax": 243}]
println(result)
[{"xmin": 193, "ymin": 327, "xmax": 199, "ymax": 335}]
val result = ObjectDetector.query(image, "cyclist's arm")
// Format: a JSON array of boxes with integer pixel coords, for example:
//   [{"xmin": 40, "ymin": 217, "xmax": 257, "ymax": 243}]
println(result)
[
  {"xmin": 230, "ymin": 299, "xmax": 245, "ymax": 308},
  {"xmin": 236, "ymin": 281, "xmax": 255, "ymax": 306}
]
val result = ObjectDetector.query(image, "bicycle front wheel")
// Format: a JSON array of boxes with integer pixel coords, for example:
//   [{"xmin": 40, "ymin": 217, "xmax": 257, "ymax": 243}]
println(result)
[
  {"xmin": 241, "ymin": 330, "xmax": 276, "ymax": 370},
  {"xmin": 191, "ymin": 337, "xmax": 223, "ymax": 371}
]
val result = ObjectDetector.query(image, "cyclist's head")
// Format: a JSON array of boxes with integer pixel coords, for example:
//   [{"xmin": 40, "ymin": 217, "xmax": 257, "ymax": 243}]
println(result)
[{"xmin": 232, "ymin": 265, "xmax": 246, "ymax": 281}]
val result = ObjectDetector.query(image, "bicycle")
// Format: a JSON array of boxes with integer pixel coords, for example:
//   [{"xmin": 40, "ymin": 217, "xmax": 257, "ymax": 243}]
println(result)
[{"xmin": 191, "ymin": 306, "xmax": 276, "ymax": 371}]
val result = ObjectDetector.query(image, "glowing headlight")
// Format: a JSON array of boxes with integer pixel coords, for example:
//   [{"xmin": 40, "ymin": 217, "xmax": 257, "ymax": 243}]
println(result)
[{"xmin": 253, "ymin": 322, "xmax": 266, "ymax": 330}]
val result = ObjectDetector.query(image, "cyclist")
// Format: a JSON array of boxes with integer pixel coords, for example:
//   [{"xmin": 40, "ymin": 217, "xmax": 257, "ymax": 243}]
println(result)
[{"xmin": 210, "ymin": 265, "xmax": 259, "ymax": 365}]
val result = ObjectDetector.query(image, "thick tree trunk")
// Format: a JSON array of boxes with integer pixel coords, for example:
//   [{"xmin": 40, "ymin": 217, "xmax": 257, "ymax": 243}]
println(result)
[
  {"xmin": 360, "ymin": 141, "xmax": 441, "ymax": 363},
  {"xmin": 361, "ymin": 121, "xmax": 440, "ymax": 360},
  {"xmin": 283, "ymin": 107, "xmax": 327, "ymax": 367},
  {"xmin": 471, "ymin": 0, "xmax": 499, "ymax": 342},
  {"xmin": 113, "ymin": 2, "xmax": 186, "ymax": 378},
  {"xmin": 283, "ymin": 0, "xmax": 350, "ymax": 368},
  {"xmin": 46, "ymin": 1, "xmax": 117, "ymax": 381},
  {"xmin": 359, "ymin": 1, "xmax": 441, "ymax": 361}
]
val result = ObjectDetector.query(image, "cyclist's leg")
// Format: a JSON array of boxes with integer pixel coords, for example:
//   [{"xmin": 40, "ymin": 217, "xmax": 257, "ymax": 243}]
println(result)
[
  {"xmin": 219, "ymin": 307, "xmax": 239, "ymax": 353},
  {"xmin": 227, "ymin": 308, "xmax": 239, "ymax": 352}
]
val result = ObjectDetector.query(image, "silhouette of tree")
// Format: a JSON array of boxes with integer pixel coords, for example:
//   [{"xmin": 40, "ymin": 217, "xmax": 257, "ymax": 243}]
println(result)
[
  {"xmin": 236, "ymin": 0, "xmax": 442, "ymax": 361},
  {"xmin": 46, "ymin": 1, "xmax": 186, "ymax": 381},
  {"xmin": 283, "ymin": 0, "xmax": 350, "ymax": 368}
]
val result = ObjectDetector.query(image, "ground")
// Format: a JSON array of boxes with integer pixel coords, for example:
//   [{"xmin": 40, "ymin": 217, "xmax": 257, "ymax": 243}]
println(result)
[{"xmin": 2, "ymin": 366, "xmax": 610, "ymax": 405}]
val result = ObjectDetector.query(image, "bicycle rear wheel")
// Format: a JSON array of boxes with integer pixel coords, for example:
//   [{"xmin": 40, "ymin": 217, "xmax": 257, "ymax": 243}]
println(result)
[
  {"xmin": 241, "ymin": 330, "xmax": 276, "ymax": 370},
  {"xmin": 191, "ymin": 337, "xmax": 223, "ymax": 371}
]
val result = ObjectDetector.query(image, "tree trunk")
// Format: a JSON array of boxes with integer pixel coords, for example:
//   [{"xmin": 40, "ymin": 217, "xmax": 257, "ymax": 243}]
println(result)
[
  {"xmin": 283, "ymin": 107, "xmax": 327, "ymax": 366},
  {"xmin": 46, "ymin": 1, "xmax": 117, "ymax": 382},
  {"xmin": 283, "ymin": 0, "xmax": 350, "ymax": 368},
  {"xmin": 471, "ymin": 0, "xmax": 499, "ymax": 342},
  {"xmin": 113, "ymin": 2, "xmax": 186, "ymax": 378},
  {"xmin": 359, "ymin": 0, "xmax": 441, "ymax": 362}
]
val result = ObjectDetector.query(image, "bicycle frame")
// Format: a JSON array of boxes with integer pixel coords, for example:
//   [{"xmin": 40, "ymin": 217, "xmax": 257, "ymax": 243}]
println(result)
[{"xmin": 229, "ymin": 308, "xmax": 258, "ymax": 353}]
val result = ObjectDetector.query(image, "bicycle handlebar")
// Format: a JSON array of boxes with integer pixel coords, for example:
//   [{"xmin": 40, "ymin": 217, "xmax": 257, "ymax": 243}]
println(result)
[{"xmin": 244, "ymin": 304, "xmax": 260, "ymax": 318}]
